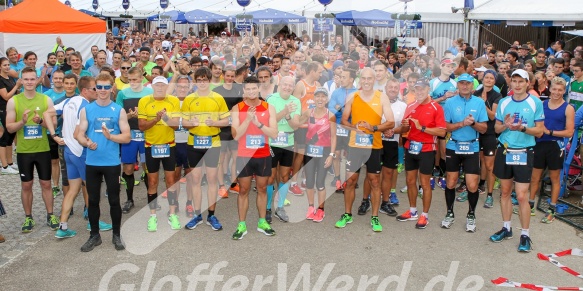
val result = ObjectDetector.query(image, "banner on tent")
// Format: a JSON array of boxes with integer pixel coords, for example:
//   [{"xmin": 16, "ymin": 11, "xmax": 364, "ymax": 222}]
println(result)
[
  {"xmin": 159, "ymin": 23, "xmax": 168, "ymax": 29},
  {"xmin": 397, "ymin": 37, "xmax": 419, "ymax": 48},
  {"xmin": 313, "ymin": 18, "xmax": 334, "ymax": 32},
  {"xmin": 236, "ymin": 17, "xmax": 253, "ymax": 32},
  {"xmin": 121, "ymin": 22, "xmax": 130, "ymax": 28}
]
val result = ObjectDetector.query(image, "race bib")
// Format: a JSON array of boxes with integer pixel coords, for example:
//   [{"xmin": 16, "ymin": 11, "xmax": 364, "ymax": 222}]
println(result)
[
  {"xmin": 506, "ymin": 150, "xmax": 527, "ymax": 165},
  {"xmin": 193, "ymin": 135, "xmax": 212, "ymax": 149},
  {"xmin": 336, "ymin": 126, "xmax": 349, "ymax": 137},
  {"xmin": 151, "ymin": 144, "xmax": 170, "ymax": 158},
  {"xmin": 24, "ymin": 125, "xmax": 42, "ymax": 139},
  {"xmin": 306, "ymin": 145, "xmax": 324, "ymax": 157},
  {"xmin": 455, "ymin": 141, "xmax": 472, "ymax": 155},
  {"xmin": 355, "ymin": 133, "xmax": 373, "ymax": 147},
  {"xmin": 409, "ymin": 141, "xmax": 422, "ymax": 155},
  {"xmin": 271, "ymin": 132, "xmax": 289, "ymax": 146},
  {"xmin": 130, "ymin": 130, "xmax": 144, "ymax": 141},
  {"xmin": 246, "ymin": 135, "xmax": 265, "ymax": 149}
]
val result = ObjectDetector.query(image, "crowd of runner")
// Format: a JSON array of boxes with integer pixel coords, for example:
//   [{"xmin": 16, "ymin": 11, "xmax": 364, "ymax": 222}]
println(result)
[{"xmin": 1, "ymin": 25, "xmax": 582, "ymax": 253}]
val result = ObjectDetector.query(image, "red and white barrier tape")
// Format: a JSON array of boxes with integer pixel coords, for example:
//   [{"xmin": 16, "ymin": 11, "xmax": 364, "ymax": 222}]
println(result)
[
  {"xmin": 538, "ymin": 249, "xmax": 583, "ymax": 280},
  {"xmin": 492, "ymin": 277, "xmax": 583, "ymax": 291}
]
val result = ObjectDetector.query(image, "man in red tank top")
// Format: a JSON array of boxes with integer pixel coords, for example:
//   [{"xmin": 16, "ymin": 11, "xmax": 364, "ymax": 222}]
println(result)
[{"xmin": 230, "ymin": 76, "xmax": 278, "ymax": 240}]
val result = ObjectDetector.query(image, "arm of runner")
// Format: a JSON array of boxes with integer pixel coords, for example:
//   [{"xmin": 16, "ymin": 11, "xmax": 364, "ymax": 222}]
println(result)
[
  {"xmin": 259, "ymin": 104, "xmax": 278, "ymax": 139},
  {"xmin": 6, "ymin": 98, "xmax": 25, "ymax": 133},
  {"xmin": 0, "ymin": 79, "xmax": 21, "ymax": 101},
  {"xmin": 522, "ymin": 120, "xmax": 544, "ymax": 138},
  {"xmin": 106, "ymin": 109, "xmax": 131, "ymax": 144},
  {"xmin": 230, "ymin": 105, "xmax": 252, "ymax": 140},
  {"xmin": 326, "ymin": 113, "xmax": 337, "ymax": 168},
  {"xmin": 285, "ymin": 100, "xmax": 302, "ymax": 130},
  {"xmin": 547, "ymin": 105, "xmax": 575, "ymax": 138},
  {"xmin": 75, "ymin": 108, "xmax": 91, "ymax": 147},
  {"xmin": 377, "ymin": 95, "xmax": 395, "ymax": 132}
]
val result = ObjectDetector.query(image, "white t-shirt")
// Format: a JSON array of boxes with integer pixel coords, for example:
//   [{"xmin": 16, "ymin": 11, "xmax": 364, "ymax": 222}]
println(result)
[
  {"xmin": 54, "ymin": 96, "xmax": 89, "ymax": 157},
  {"xmin": 382, "ymin": 99, "xmax": 407, "ymax": 142}
]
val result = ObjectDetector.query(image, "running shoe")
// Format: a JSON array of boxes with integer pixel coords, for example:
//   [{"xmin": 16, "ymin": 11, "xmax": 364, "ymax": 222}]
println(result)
[
  {"xmin": 397, "ymin": 163, "xmax": 405, "ymax": 173},
  {"xmin": 357, "ymin": 199, "xmax": 371, "ymax": 215},
  {"xmin": 517, "ymin": 235, "xmax": 533, "ymax": 252},
  {"xmin": 147, "ymin": 216, "xmax": 158, "ymax": 232},
  {"xmin": 484, "ymin": 196, "xmax": 494, "ymax": 208},
  {"xmin": 313, "ymin": 209, "xmax": 325, "ymax": 222},
  {"xmin": 185, "ymin": 214, "xmax": 203, "ymax": 230},
  {"xmin": 456, "ymin": 191, "xmax": 468, "ymax": 202},
  {"xmin": 400, "ymin": 185, "xmax": 408, "ymax": 193},
  {"xmin": 465, "ymin": 214, "xmax": 476, "ymax": 233},
  {"xmin": 161, "ymin": 191, "xmax": 167, "ymax": 198},
  {"xmin": 83, "ymin": 206, "xmax": 88, "ymax": 220},
  {"xmin": 47, "ymin": 215, "xmax": 59, "ymax": 230},
  {"xmin": 371, "ymin": 216, "xmax": 383, "ymax": 232},
  {"xmin": 206, "ymin": 215, "xmax": 223, "ymax": 231},
  {"xmin": 232, "ymin": 222, "xmax": 247, "ymax": 240},
  {"xmin": 478, "ymin": 185, "xmax": 486, "ymax": 195},
  {"xmin": 257, "ymin": 220, "xmax": 275, "ymax": 236},
  {"xmin": 10, "ymin": 163, "xmax": 18, "ymax": 171},
  {"xmin": 306, "ymin": 206, "xmax": 315, "ymax": 220},
  {"xmin": 168, "ymin": 214, "xmax": 181, "ymax": 230},
  {"xmin": 112, "ymin": 234, "xmax": 125, "ymax": 250},
  {"xmin": 335, "ymin": 213, "xmax": 353, "ymax": 228},
  {"xmin": 134, "ymin": 180, "xmax": 140, "ymax": 186},
  {"xmin": 418, "ymin": 187, "xmax": 423, "ymax": 198},
  {"xmin": 432, "ymin": 167, "xmax": 441, "ymax": 177},
  {"xmin": 52, "ymin": 187, "xmax": 61, "ymax": 198},
  {"xmin": 541, "ymin": 210, "xmax": 555, "ymax": 224},
  {"xmin": 274, "ymin": 207, "xmax": 289, "ymax": 222},
  {"xmin": 80, "ymin": 235, "xmax": 102, "ymax": 252},
  {"xmin": 335, "ymin": 179, "xmax": 344, "ymax": 193},
  {"xmin": 266, "ymin": 209, "xmax": 272, "ymax": 224},
  {"xmin": 140, "ymin": 171, "xmax": 145, "ymax": 182},
  {"xmin": 86, "ymin": 221, "xmax": 112, "ymax": 231},
  {"xmin": 415, "ymin": 215, "xmax": 429, "ymax": 229},
  {"xmin": 55, "ymin": 228, "xmax": 77, "ymax": 239},
  {"xmin": 438, "ymin": 177, "xmax": 447, "ymax": 190},
  {"xmin": 490, "ymin": 227, "xmax": 513, "ymax": 242},
  {"xmin": 513, "ymin": 207, "xmax": 519, "ymax": 215},
  {"xmin": 284, "ymin": 199, "xmax": 291, "ymax": 206},
  {"xmin": 218, "ymin": 186, "xmax": 229, "ymax": 199},
  {"xmin": 493, "ymin": 178, "xmax": 500, "ymax": 190},
  {"xmin": 530, "ymin": 207, "xmax": 536, "ymax": 216},
  {"xmin": 122, "ymin": 200, "xmax": 134, "ymax": 214},
  {"xmin": 134, "ymin": 163, "xmax": 139, "ymax": 171},
  {"xmin": 1, "ymin": 166, "xmax": 18, "ymax": 175},
  {"xmin": 379, "ymin": 203, "xmax": 397, "ymax": 216},
  {"xmin": 229, "ymin": 183, "xmax": 240, "ymax": 194},
  {"xmin": 511, "ymin": 191, "xmax": 518, "ymax": 205},
  {"xmin": 185, "ymin": 204, "xmax": 195, "ymax": 218},
  {"xmin": 389, "ymin": 192, "xmax": 399, "ymax": 205},
  {"xmin": 288, "ymin": 184, "xmax": 303, "ymax": 196},
  {"xmin": 396, "ymin": 210, "xmax": 418, "ymax": 221},
  {"xmin": 441, "ymin": 213, "xmax": 455, "ymax": 229},
  {"xmin": 456, "ymin": 184, "xmax": 467, "ymax": 193},
  {"xmin": 120, "ymin": 176, "xmax": 126, "ymax": 185}
]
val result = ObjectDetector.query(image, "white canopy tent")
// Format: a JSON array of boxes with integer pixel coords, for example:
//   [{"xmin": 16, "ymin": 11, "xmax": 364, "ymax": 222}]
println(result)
[{"xmin": 468, "ymin": 0, "xmax": 583, "ymax": 21}]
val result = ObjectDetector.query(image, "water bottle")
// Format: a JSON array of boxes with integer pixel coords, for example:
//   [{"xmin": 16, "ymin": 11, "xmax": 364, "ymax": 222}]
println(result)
[{"xmin": 430, "ymin": 177, "xmax": 435, "ymax": 190}]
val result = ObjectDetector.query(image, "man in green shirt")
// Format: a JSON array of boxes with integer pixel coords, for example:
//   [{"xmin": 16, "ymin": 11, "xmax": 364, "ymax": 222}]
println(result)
[
  {"xmin": 133, "ymin": 47, "xmax": 156, "ymax": 83},
  {"xmin": 6, "ymin": 67, "xmax": 59, "ymax": 233},
  {"xmin": 265, "ymin": 76, "xmax": 301, "ymax": 222},
  {"xmin": 569, "ymin": 61, "xmax": 583, "ymax": 111}
]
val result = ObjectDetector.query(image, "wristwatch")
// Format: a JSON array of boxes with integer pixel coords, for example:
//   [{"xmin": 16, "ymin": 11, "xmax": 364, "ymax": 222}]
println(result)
[
  {"xmin": 421, "ymin": 126, "xmax": 426, "ymax": 132},
  {"xmin": 470, "ymin": 121, "xmax": 476, "ymax": 126},
  {"xmin": 520, "ymin": 126, "xmax": 527, "ymax": 133},
  {"xmin": 329, "ymin": 153, "xmax": 337, "ymax": 158},
  {"xmin": 372, "ymin": 125, "xmax": 378, "ymax": 132},
  {"xmin": 285, "ymin": 115, "xmax": 292, "ymax": 121},
  {"xmin": 257, "ymin": 123, "xmax": 264, "ymax": 129}
]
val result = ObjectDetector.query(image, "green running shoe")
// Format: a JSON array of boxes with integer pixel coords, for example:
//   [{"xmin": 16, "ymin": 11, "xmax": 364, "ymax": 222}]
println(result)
[
  {"xmin": 147, "ymin": 216, "xmax": 158, "ymax": 232},
  {"xmin": 370, "ymin": 216, "xmax": 382, "ymax": 232},
  {"xmin": 52, "ymin": 187, "xmax": 61, "ymax": 198},
  {"xmin": 47, "ymin": 215, "xmax": 59, "ymax": 230},
  {"xmin": 397, "ymin": 163, "xmax": 405, "ymax": 174},
  {"xmin": 541, "ymin": 210, "xmax": 555, "ymax": 224},
  {"xmin": 335, "ymin": 213, "xmax": 353, "ymax": 228},
  {"xmin": 22, "ymin": 217, "xmax": 35, "ymax": 233},
  {"xmin": 55, "ymin": 228, "xmax": 77, "ymax": 239},
  {"xmin": 530, "ymin": 207, "xmax": 536, "ymax": 216},
  {"xmin": 168, "ymin": 214, "xmax": 181, "ymax": 230},
  {"xmin": 484, "ymin": 196, "xmax": 494, "ymax": 208},
  {"xmin": 493, "ymin": 179, "xmax": 500, "ymax": 190},
  {"xmin": 232, "ymin": 222, "xmax": 247, "ymax": 240},
  {"xmin": 257, "ymin": 220, "xmax": 275, "ymax": 236},
  {"xmin": 456, "ymin": 191, "xmax": 468, "ymax": 202}
]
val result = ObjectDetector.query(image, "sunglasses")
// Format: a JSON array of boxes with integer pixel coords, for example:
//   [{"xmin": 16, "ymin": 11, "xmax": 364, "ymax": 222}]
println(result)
[
  {"xmin": 96, "ymin": 85, "xmax": 112, "ymax": 90},
  {"xmin": 121, "ymin": 66, "xmax": 131, "ymax": 70}
]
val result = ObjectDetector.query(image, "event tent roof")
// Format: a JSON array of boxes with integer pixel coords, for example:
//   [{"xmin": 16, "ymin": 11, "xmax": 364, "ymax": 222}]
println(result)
[
  {"xmin": 468, "ymin": 0, "xmax": 583, "ymax": 21},
  {"xmin": 184, "ymin": 9, "xmax": 228, "ymax": 24},
  {"xmin": 244, "ymin": 8, "xmax": 306, "ymax": 24},
  {"xmin": 1, "ymin": 0, "xmax": 105, "ymax": 33},
  {"xmin": 147, "ymin": 10, "xmax": 188, "ymax": 24}
]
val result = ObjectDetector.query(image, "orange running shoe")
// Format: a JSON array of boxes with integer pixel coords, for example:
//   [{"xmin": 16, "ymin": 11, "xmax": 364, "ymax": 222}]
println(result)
[
  {"xmin": 218, "ymin": 186, "xmax": 229, "ymax": 198},
  {"xmin": 229, "ymin": 184, "xmax": 240, "ymax": 194},
  {"xmin": 415, "ymin": 215, "xmax": 429, "ymax": 229},
  {"xmin": 161, "ymin": 191, "xmax": 167, "ymax": 198}
]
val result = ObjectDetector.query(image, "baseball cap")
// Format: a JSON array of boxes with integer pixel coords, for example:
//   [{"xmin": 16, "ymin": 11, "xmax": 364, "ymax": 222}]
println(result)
[
  {"xmin": 414, "ymin": 79, "xmax": 429, "ymax": 87},
  {"xmin": 201, "ymin": 56, "xmax": 209, "ymax": 62},
  {"xmin": 511, "ymin": 69, "xmax": 529, "ymax": 80},
  {"xmin": 152, "ymin": 76, "xmax": 169, "ymax": 85},
  {"xmin": 509, "ymin": 45, "xmax": 519, "ymax": 49},
  {"xmin": 314, "ymin": 87, "xmax": 329, "ymax": 96},
  {"xmin": 155, "ymin": 55, "xmax": 164, "ymax": 60},
  {"xmin": 457, "ymin": 73, "xmax": 474, "ymax": 83},
  {"xmin": 520, "ymin": 44, "xmax": 529, "ymax": 50},
  {"xmin": 333, "ymin": 60, "xmax": 344, "ymax": 70},
  {"xmin": 474, "ymin": 66, "xmax": 488, "ymax": 72},
  {"xmin": 441, "ymin": 58, "xmax": 456, "ymax": 66}
]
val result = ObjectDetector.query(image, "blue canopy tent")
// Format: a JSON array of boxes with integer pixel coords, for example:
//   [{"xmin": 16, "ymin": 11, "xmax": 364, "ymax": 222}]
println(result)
[
  {"xmin": 79, "ymin": 9, "xmax": 100, "ymax": 17},
  {"xmin": 184, "ymin": 9, "xmax": 228, "ymax": 24},
  {"xmin": 244, "ymin": 8, "xmax": 306, "ymax": 24},
  {"xmin": 334, "ymin": 9, "xmax": 422, "ymax": 28},
  {"xmin": 147, "ymin": 10, "xmax": 187, "ymax": 24}
]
